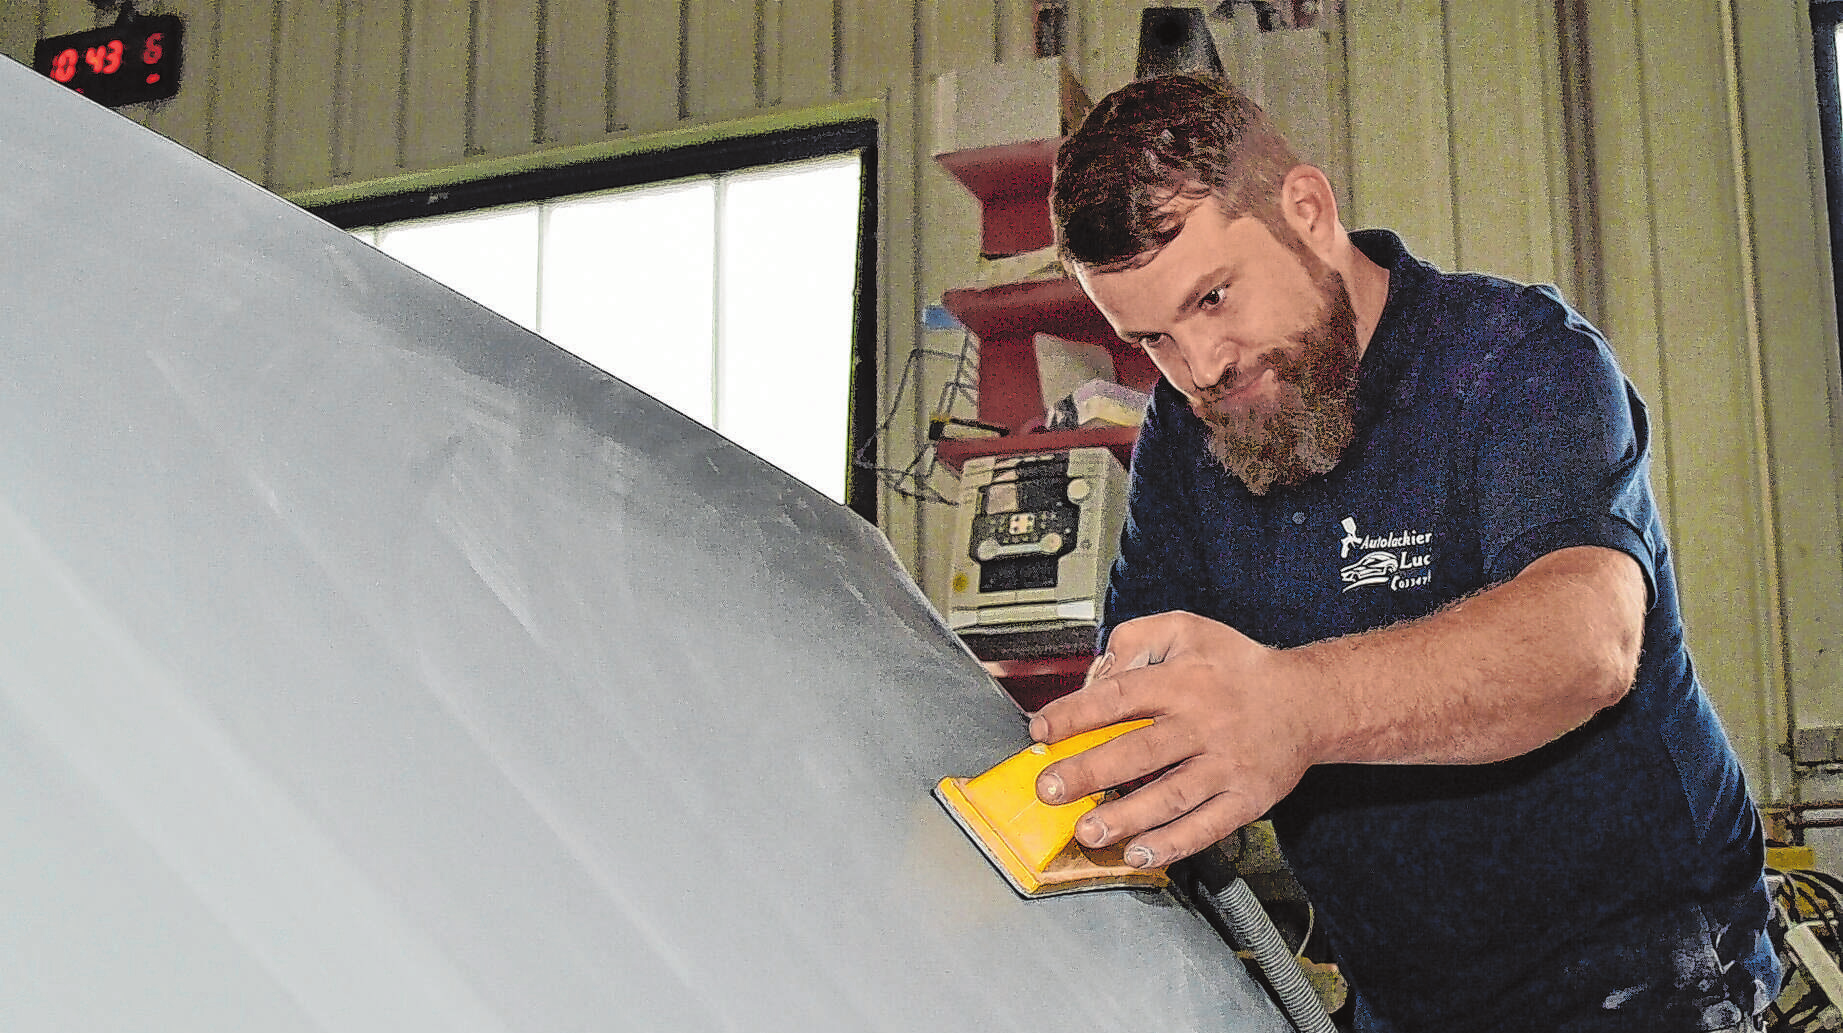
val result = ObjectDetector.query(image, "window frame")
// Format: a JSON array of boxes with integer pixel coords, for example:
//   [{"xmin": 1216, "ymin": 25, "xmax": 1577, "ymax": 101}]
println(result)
[{"xmin": 308, "ymin": 121, "xmax": 880, "ymax": 525}]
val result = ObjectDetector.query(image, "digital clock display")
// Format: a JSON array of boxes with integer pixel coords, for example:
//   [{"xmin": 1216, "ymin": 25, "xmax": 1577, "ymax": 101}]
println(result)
[{"xmin": 33, "ymin": 14, "xmax": 183, "ymax": 108}]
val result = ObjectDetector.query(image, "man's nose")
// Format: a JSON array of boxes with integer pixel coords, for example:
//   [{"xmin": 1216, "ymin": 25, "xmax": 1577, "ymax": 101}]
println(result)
[{"xmin": 1175, "ymin": 330, "xmax": 1237, "ymax": 392}]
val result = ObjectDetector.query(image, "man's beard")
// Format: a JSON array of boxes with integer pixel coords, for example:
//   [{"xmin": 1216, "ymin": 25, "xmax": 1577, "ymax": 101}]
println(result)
[{"xmin": 1194, "ymin": 264, "xmax": 1361, "ymax": 496}]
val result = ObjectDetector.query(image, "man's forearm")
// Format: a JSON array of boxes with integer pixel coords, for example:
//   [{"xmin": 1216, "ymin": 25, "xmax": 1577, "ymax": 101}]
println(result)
[{"xmin": 1290, "ymin": 545, "xmax": 1647, "ymax": 766}]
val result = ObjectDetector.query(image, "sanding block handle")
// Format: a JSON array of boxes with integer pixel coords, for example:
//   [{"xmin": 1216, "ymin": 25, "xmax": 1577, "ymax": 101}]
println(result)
[
  {"xmin": 956, "ymin": 719, "xmax": 1149, "ymax": 871},
  {"xmin": 936, "ymin": 720, "xmax": 1169, "ymax": 896}
]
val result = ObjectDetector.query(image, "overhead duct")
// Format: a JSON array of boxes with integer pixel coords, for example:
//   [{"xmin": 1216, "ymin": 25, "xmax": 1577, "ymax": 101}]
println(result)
[{"xmin": 1136, "ymin": 7, "xmax": 1225, "ymax": 79}]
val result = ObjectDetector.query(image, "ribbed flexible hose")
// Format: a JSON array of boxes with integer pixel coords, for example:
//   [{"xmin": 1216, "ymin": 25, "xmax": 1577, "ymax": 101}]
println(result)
[{"xmin": 1209, "ymin": 876, "xmax": 1339, "ymax": 1033}]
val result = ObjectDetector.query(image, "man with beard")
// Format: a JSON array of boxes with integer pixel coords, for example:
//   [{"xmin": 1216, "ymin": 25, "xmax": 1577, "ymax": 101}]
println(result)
[{"xmin": 1028, "ymin": 75, "xmax": 1779, "ymax": 1032}]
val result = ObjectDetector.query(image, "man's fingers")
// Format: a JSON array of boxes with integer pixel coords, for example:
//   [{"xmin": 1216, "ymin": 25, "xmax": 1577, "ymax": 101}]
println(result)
[
  {"xmin": 1030, "ymin": 661, "xmax": 1143, "ymax": 746},
  {"xmin": 1118, "ymin": 792, "xmax": 1259, "ymax": 869},
  {"xmin": 1106, "ymin": 611, "xmax": 1188, "ymax": 669},
  {"xmin": 1035, "ymin": 706, "xmax": 1183, "ymax": 805},
  {"xmin": 1029, "ymin": 612, "xmax": 1202, "ymax": 744},
  {"xmin": 1073, "ymin": 759, "xmax": 1213, "ymax": 847}
]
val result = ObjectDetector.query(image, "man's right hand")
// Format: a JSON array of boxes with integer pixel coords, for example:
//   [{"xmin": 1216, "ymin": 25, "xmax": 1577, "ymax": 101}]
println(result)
[{"xmin": 1028, "ymin": 611, "xmax": 1323, "ymax": 870}]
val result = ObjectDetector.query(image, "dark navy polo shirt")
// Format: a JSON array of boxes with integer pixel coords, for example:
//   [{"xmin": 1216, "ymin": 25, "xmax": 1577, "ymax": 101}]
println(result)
[{"xmin": 1102, "ymin": 231, "xmax": 1779, "ymax": 1031}]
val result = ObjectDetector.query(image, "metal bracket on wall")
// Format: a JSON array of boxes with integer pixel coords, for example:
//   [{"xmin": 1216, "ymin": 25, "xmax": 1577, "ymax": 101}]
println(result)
[{"xmin": 1794, "ymin": 724, "xmax": 1843, "ymax": 768}]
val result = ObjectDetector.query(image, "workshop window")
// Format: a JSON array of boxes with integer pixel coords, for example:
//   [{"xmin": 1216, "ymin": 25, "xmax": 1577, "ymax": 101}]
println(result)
[{"xmin": 316, "ymin": 123, "xmax": 877, "ymax": 519}]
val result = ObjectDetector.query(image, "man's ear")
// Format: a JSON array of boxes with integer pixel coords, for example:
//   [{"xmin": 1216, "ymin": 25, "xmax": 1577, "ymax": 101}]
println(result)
[{"xmin": 1279, "ymin": 165, "xmax": 1339, "ymax": 255}]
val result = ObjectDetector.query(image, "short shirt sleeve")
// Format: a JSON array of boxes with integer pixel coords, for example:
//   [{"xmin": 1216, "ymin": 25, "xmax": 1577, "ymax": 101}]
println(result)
[{"xmin": 1469, "ymin": 312, "xmax": 1659, "ymax": 605}]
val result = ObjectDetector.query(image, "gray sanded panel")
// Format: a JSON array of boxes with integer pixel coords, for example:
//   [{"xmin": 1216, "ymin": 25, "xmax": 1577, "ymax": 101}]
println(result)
[{"xmin": 0, "ymin": 57, "xmax": 1291, "ymax": 1033}]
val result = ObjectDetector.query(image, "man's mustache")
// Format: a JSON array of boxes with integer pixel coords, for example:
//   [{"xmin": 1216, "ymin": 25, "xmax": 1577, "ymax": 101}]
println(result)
[{"xmin": 1195, "ymin": 345, "xmax": 1297, "ymax": 415}]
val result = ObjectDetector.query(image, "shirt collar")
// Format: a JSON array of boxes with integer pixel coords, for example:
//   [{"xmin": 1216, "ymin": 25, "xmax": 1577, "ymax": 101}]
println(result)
[{"xmin": 1349, "ymin": 229, "xmax": 1427, "ymax": 423}]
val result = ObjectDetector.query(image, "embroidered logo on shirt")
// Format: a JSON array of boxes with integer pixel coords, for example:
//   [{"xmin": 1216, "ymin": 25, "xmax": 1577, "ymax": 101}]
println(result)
[{"xmin": 1338, "ymin": 516, "xmax": 1434, "ymax": 592}]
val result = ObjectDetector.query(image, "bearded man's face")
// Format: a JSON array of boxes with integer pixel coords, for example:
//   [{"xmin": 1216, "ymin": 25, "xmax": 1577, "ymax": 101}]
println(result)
[
  {"xmin": 1075, "ymin": 199, "xmax": 1361, "ymax": 494},
  {"xmin": 1192, "ymin": 258, "xmax": 1358, "ymax": 494}
]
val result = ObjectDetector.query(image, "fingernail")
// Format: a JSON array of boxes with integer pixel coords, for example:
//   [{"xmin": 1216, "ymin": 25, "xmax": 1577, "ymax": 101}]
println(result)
[
  {"xmin": 1125, "ymin": 844, "xmax": 1157, "ymax": 869},
  {"xmin": 1028, "ymin": 715, "xmax": 1048, "ymax": 742},
  {"xmin": 1038, "ymin": 771, "xmax": 1064, "ymax": 804},
  {"xmin": 1077, "ymin": 814, "xmax": 1106, "ymax": 846}
]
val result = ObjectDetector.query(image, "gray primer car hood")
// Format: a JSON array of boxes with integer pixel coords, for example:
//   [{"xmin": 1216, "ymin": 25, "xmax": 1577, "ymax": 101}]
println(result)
[{"xmin": 0, "ymin": 57, "xmax": 1291, "ymax": 1032}]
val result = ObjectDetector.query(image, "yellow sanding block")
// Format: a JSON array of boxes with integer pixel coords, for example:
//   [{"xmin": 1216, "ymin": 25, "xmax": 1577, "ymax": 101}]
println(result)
[{"xmin": 935, "ymin": 720, "xmax": 1171, "ymax": 897}]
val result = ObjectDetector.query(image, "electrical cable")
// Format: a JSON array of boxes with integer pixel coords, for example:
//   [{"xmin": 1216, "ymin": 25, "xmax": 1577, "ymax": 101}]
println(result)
[
  {"xmin": 854, "ymin": 328, "xmax": 982, "ymax": 504},
  {"xmin": 1767, "ymin": 866, "xmax": 1843, "ymax": 1032}
]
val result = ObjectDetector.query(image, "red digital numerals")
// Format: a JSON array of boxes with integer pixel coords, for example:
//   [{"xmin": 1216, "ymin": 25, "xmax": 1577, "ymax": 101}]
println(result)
[
  {"xmin": 85, "ymin": 40, "xmax": 125, "ymax": 76},
  {"xmin": 35, "ymin": 16, "xmax": 181, "ymax": 106}
]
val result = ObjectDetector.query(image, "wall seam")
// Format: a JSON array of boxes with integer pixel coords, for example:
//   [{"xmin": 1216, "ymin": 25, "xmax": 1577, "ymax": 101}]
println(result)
[
  {"xmin": 677, "ymin": 0, "xmax": 691, "ymax": 120},
  {"xmin": 332, "ymin": 0, "xmax": 353, "ymax": 177},
  {"xmin": 1630, "ymin": 3, "xmax": 1674, "ymax": 540},
  {"xmin": 605, "ymin": 0, "xmax": 620, "ymax": 133},
  {"xmin": 1556, "ymin": 0, "xmax": 1603, "ymax": 322},
  {"xmin": 394, "ymin": 0, "xmax": 410, "ymax": 170},
  {"xmin": 832, "ymin": 0, "xmax": 843, "ymax": 96},
  {"xmin": 463, "ymin": 0, "xmax": 481, "ymax": 155},
  {"xmin": 1441, "ymin": 2, "xmax": 1463, "ymax": 269},
  {"xmin": 203, "ymin": 0, "xmax": 222, "ymax": 164},
  {"xmin": 534, "ymin": 0, "xmax": 550, "ymax": 145},
  {"xmin": 261, "ymin": 0, "xmax": 283, "ymax": 187},
  {"xmin": 1718, "ymin": 0, "xmax": 1793, "ymax": 794},
  {"xmin": 754, "ymin": 0, "xmax": 766, "ymax": 108}
]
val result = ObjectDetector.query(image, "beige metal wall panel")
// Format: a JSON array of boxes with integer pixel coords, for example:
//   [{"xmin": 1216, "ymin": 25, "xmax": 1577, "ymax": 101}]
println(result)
[
  {"xmin": 610, "ymin": 1, "xmax": 681, "ymax": 133},
  {"xmin": 338, "ymin": 0, "xmax": 410, "ymax": 181},
  {"xmin": 208, "ymin": 0, "xmax": 278, "ymax": 181},
  {"xmin": 924, "ymin": 4, "xmax": 990, "ymax": 80},
  {"xmin": 1581, "ymin": 0, "xmax": 1780, "ymax": 786},
  {"xmin": 686, "ymin": 0, "xmax": 756, "ymax": 123},
  {"xmin": 995, "ymin": 0, "xmax": 1031, "ymax": 64},
  {"xmin": 471, "ymin": 2, "xmax": 540, "ymax": 157},
  {"xmin": 1578, "ymin": 0, "xmax": 1672, "ymax": 522},
  {"xmin": 1733, "ymin": 1, "xmax": 1843, "ymax": 742},
  {"xmin": 1533, "ymin": 4, "xmax": 1583, "ymax": 305},
  {"xmin": 842, "ymin": 0, "xmax": 924, "ymax": 578},
  {"xmin": 33, "ymin": 1, "xmax": 92, "ymax": 47},
  {"xmin": 915, "ymin": 0, "xmax": 1001, "ymax": 605},
  {"xmin": 0, "ymin": 1, "xmax": 47, "ymax": 65},
  {"xmin": 403, "ymin": 0, "xmax": 468, "ymax": 173},
  {"xmin": 1444, "ymin": 2, "xmax": 1568, "ymax": 288},
  {"xmin": 1342, "ymin": 0, "xmax": 1453, "ymax": 267},
  {"xmin": 268, "ymin": 2, "xmax": 340, "ymax": 193},
  {"xmin": 757, "ymin": 0, "xmax": 783, "ymax": 107},
  {"xmin": 1218, "ymin": 22, "xmax": 1348, "ymax": 213},
  {"xmin": 777, "ymin": 0, "xmax": 840, "ymax": 106},
  {"xmin": 839, "ymin": 0, "xmax": 908, "ymax": 98},
  {"xmin": 1644, "ymin": 1, "xmax": 1780, "ymax": 784},
  {"xmin": 538, "ymin": 0, "xmax": 613, "ymax": 143},
  {"xmin": 135, "ymin": 0, "xmax": 215, "ymax": 156},
  {"xmin": 1076, "ymin": 1, "xmax": 1141, "ymax": 97}
]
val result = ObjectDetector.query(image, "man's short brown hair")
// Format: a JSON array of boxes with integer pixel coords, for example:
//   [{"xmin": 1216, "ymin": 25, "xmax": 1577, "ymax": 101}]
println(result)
[{"xmin": 1052, "ymin": 75, "xmax": 1301, "ymax": 272}]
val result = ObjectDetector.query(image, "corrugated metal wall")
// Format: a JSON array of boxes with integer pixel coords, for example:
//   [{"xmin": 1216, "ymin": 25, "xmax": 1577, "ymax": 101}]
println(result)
[{"xmin": 3, "ymin": 0, "xmax": 1840, "ymax": 811}]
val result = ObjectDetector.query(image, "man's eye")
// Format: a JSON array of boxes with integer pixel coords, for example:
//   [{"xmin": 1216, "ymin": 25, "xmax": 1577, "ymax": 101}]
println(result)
[
  {"xmin": 1137, "ymin": 335, "xmax": 1167, "ymax": 351},
  {"xmin": 1201, "ymin": 286, "xmax": 1227, "ymax": 308}
]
